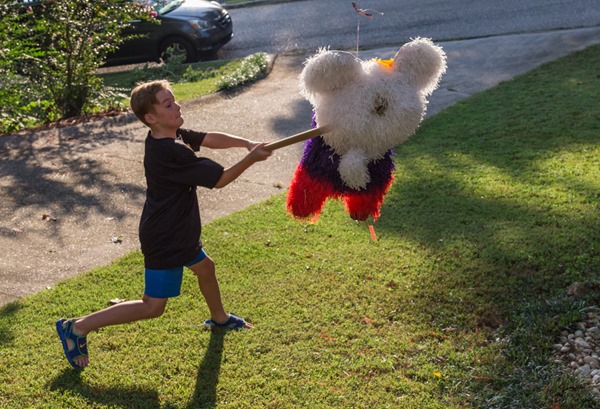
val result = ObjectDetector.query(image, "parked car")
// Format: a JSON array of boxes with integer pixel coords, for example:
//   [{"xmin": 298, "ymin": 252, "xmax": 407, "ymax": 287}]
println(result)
[{"xmin": 107, "ymin": 0, "xmax": 233, "ymax": 65}]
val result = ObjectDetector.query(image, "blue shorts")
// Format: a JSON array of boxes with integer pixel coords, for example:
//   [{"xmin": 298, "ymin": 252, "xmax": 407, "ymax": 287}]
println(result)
[{"xmin": 144, "ymin": 249, "xmax": 207, "ymax": 298}]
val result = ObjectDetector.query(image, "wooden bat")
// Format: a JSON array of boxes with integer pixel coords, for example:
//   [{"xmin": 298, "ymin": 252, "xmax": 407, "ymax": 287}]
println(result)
[{"xmin": 264, "ymin": 125, "xmax": 331, "ymax": 151}]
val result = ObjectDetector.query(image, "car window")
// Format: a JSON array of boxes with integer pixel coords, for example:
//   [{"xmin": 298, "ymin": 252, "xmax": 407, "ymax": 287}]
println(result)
[{"xmin": 145, "ymin": 0, "xmax": 185, "ymax": 15}]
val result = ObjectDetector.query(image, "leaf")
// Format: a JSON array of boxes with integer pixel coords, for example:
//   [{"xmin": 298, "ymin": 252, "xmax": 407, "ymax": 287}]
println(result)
[
  {"xmin": 360, "ymin": 317, "xmax": 375, "ymax": 325},
  {"xmin": 320, "ymin": 333, "xmax": 337, "ymax": 342}
]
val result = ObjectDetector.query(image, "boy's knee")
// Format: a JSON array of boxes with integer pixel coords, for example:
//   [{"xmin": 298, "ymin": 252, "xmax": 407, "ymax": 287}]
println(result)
[
  {"xmin": 148, "ymin": 305, "xmax": 166, "ymax": 319},
  {"xmin": 193, "ymin": 257, "xmax": 216, "ymax": 278},
  {"xmin": 142, "ymin": 295, "xmax": 167, "ymax": 318}
]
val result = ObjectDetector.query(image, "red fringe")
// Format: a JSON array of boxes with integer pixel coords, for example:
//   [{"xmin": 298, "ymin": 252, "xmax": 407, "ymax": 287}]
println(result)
[
  {"xmin": 286, "ymin": 165, "xmax": 338, "ymax": 221},
  {"xmin": 343, "ymin": 174, "xmax": 394, "ymax": 221},
  {"xmin": 287, "ymin": 166, "xmax": 395, "ymax": 222}
]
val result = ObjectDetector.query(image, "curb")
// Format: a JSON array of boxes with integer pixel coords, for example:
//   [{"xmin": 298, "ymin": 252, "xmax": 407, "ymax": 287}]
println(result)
[{"xmin": 221, "ymin": 0, "xmax": 299, "ymax": 9}]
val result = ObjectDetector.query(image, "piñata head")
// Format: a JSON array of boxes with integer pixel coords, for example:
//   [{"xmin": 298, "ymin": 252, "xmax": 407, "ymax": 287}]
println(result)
[{"xmin": 287, "ymin": 37, "xmax": 447, "ymax": 222}]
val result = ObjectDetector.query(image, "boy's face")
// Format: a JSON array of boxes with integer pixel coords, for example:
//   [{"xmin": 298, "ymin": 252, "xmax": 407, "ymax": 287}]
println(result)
[{"xmin": 145, "ymin": 88, "xmax": 184, "ymax": 130}]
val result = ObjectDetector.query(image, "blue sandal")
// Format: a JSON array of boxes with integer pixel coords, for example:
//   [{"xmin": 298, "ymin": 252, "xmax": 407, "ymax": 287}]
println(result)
[
  {"xmin": 56, "ymin": 318, "xmax": 88, "ymax": 368},
  {"xmin": 204, "ymin": 313, "xmax": 248, "ymax": 331}
]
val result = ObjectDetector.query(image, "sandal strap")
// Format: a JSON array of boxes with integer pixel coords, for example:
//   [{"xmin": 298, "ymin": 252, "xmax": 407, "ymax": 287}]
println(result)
[
  {"xmin": 206, "ymin": 313, "xmax": 247, "ymax": 331},
  {"xmin": 63, "ymin": 319, "xmax": 88, "ymax": 356}
]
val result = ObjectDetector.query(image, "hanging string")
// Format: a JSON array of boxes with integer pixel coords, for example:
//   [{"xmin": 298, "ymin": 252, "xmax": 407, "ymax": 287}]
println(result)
[{"xmin": 352, "ymin": 1, "xmax": 384, "ymax": 58}]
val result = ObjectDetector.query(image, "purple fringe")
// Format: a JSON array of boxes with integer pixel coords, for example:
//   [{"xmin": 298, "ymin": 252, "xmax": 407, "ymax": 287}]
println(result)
[{"xmin": 300, "ymin": 136, "xmax": 396, "ymax": 193}]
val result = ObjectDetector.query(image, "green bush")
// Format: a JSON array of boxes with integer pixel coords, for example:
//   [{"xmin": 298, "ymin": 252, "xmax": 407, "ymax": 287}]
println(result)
[
  {"xmin": 217, "ymin": 52, "xmax": 269, "ymax": 90},
  {"xmin": 181, "ymin": 65, "xmax": 218, "ymax": 83},
  {"xmin": 0, "ymin": 0, "xmax": 154, "ymax": 129},
  {"xmin": 128, "ymin": 51, "xmax": 188, "ymax": 85}
]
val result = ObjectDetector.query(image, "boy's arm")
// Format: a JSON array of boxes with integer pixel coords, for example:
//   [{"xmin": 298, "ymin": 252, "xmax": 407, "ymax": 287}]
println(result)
[
  {"xmin": 214, "ymin": 143, "xmax": 271, "ymax": 189},
  {"xmin": 202, "ymin": 132, "xmax": 260, "ymax": 151}
]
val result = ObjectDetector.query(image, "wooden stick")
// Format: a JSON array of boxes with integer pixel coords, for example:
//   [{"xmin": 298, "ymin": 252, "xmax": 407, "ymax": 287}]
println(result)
[{"xmin": 264, "ymin": 125, "xmax": 331, "ymax": 151}]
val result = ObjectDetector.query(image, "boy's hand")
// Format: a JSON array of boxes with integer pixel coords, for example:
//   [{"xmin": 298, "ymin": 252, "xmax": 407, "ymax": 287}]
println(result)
[
  {"xmin": 246, "ymin": 140, "xmax": 260, "ymax": 151},
  {"xmin": 248, "ymin": 143, "xmax": 272, "ymax": 162}
]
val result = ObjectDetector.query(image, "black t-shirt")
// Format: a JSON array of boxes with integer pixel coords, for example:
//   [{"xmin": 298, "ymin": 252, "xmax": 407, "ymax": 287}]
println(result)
[{"xmin": 139, "ymin": 128, "xmax": 224, "ymax": 269}]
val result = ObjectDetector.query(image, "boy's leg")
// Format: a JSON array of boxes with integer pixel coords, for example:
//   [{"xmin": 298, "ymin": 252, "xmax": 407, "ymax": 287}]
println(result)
[
  {"xmin": 73, "ymin": 295, "xmax": 168, "ymax": 335},
  {"xmin": 63, "ymin": 295, "xmax": 168, "ymax": 368},
  {"xmin": 188, "ymin": 256, "xmax": 251, "ymax": 328}
]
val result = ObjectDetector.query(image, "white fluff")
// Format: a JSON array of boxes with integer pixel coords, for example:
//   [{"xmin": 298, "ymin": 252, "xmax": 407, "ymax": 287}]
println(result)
[
  {"xmin": 299, "ymin": 38, "xmax": 447, "ymax": 189},
  {"xmin": 338, "ymin": 148, "xmax": 371, "ymax": 190}
]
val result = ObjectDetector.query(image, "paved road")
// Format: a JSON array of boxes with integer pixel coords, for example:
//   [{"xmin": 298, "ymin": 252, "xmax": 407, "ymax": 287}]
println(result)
[{"xmin": 221, "ymin": 0, "xmax": 600, "ymax": 59}]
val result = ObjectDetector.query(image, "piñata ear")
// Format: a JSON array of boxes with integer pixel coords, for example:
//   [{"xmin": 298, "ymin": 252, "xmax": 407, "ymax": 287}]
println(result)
[
  {"xmin": 300, "ymin": 49, "xmax": 363, "ymax": 98},
  {"xmin": 392, "ymin": 37, "xmax": 447, "ymax": 96}
]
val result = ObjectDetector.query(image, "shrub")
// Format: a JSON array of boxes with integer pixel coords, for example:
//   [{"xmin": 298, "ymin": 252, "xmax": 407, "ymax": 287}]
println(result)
[
  {"xmin": 129, "ymin": 50, "xmax": 188, "ymax": 85},
  {"xmin": 217, "ymin": 52, "xmax": 269, "ymax": 90},
  {"xmin": 0, "ymin": 0, "xmax": 155, "ymax": 124}
]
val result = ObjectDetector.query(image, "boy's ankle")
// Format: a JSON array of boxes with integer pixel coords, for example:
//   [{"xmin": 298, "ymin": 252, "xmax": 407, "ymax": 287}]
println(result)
[
  {"xmin": 72, "ymin": 320, "xmax": 87, "ymax": 336},
  {"xmin": 212, "ymin": 313, "xmax": 230, "ymax": 325}
]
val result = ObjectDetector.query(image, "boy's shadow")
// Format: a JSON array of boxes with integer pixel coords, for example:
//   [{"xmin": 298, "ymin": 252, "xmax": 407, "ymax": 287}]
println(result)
[
  {"xmin": 187, "ymin": 329, "xmax": 225, "ymax": 408},
  {"xmin": 49, "ymin": 369, "xmax": 162, "ymax": 409},
  {"xmin": 49, "ymin": 330, "xmax": 225, "ymax": 409}
]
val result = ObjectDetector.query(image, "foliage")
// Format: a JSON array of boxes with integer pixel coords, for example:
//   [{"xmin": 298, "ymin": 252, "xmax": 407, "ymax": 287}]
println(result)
[
  {"xmin": 98, "ymin": 53, "xmax": 267, "ymax": 107},
  {"xmin": 181, "ymin": 64, "xmax": 218, "ymax": 83},
  {"xmin": 124, "ymin": 52, "xmax": 268, "ymax": 89},
  {"xmin": 217, "ymin": 52, "xmax": 269, "ymax": 90},
  {"xmin": 1, "ymin": 51, "xmax": 270, "ymax": 135},
  {"xmin": 128, "ymin": 52, "xmax": 189, "ymax": 85},
  {"xmin": 0, "ymin": 0, "xmax": 155, "ymax": 123},
  {"xmin": 1, "ymin": 45, "xmax": 600, "ymax": 408},
  {"xmin": 0, "ymin": 71, "xmax": 50, "ymax": 133}
]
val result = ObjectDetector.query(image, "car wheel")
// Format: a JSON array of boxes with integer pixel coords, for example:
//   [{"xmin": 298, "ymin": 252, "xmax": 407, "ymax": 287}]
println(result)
[{"xmin": 159, "ymin": 37, "xmax": 196, "ymax": 63}]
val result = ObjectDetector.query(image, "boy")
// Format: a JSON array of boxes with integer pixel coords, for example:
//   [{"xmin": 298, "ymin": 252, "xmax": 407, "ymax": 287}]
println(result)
[{"xmin": 56, "ymin": 80, "xmax": 272, "ymax": 368}]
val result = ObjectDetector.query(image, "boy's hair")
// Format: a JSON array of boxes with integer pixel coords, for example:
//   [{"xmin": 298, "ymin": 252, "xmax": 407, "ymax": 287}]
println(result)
[{"xmin": 130, "ymin": 80, "xmax": 172, "ymax": 127}]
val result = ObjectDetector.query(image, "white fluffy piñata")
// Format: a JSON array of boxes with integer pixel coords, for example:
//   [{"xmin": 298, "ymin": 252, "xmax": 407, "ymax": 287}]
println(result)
[{"xmin": 299, "ymin": 37, "xmax": 447, "ymax": 189}]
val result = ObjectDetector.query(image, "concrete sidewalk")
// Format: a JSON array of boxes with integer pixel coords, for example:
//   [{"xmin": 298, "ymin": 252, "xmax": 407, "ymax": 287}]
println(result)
[{"xmin": 1, "ymin": 26, "xmax": 599, "ymax": 306}]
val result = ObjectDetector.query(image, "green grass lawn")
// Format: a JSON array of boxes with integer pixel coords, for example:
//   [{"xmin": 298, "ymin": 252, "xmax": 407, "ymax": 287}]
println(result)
[
  {"xmin": 1, "ymin": 45, "xmax": 600, "ymax": 408},
  {"xmin": 100, "ymin": 59, "xmax": 232, "ymax": 97}
]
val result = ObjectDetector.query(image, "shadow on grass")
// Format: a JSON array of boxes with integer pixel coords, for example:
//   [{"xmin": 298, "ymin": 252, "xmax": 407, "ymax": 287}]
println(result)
[
  {"xmin": 362, "ymin": 47, "xmax": 600, "ymax": 406},
  {"xmin": 49, "ymin": 369, "xmax": 162, "ymax": 409},
  {"xmin": 363, "ymin": 46, "xmax": 600, "ymax": 406},
  {"xmin": 187, "ymin": 330, "xmax": 225, "ymax": 408},
  {"xmin": 372, "ymin": 140, "xmax": 600, "ymax": 339},
  {"xmin": 0, "ymin": 302, "xmax": 23, "ymax": 346},
  {"xmin": 48, "ymin": 330, "xmax": 226, "ymax": 409},
  {"xmin": 376, "ymin": 63, "xmax": 600, "ymax": 306}
]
